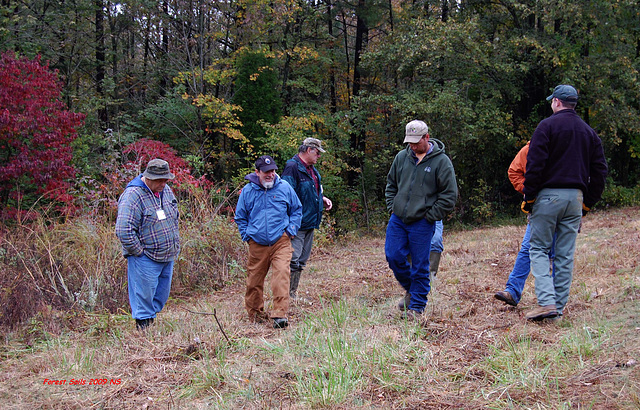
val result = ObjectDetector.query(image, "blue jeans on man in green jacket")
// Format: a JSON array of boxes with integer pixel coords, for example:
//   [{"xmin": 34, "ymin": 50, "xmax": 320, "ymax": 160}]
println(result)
[{"xmin": 385, "ymin": 214, "xmax": 435, "ymax": 313}]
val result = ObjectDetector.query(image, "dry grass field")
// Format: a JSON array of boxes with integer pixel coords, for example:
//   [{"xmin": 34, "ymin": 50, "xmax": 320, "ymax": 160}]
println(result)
[{"xmin": 1, "ymin": 207, "xmax": 639, "ymax": 409}]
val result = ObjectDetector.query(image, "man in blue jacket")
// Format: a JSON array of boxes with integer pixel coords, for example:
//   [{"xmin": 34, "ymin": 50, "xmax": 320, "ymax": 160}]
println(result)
[
  {"xmin": 281, "ymin": 138, "xmax": 333, "ymax": 300},
  {"xmin": 116, "ymin": 159, "xmax": 180, "ymax": 330},
  {"xmin": 235, "ymin": 155, "xmax": 302, "ymax": 328},
  {"xmin": 522, "ymin": 85, "xmax": 608, "ymax": 321}
]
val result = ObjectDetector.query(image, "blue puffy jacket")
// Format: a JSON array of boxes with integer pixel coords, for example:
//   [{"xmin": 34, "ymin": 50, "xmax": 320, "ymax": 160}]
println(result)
[
  {"xmin": 281, "ymin": 155, "xmax": 324, "ymax": 230},
  {"xmin": 235, "ymin": 173, "xmax": 302, "ymax": 246}
]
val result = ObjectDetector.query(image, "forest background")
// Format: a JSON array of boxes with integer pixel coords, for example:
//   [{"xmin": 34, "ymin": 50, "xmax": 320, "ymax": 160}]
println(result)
[{"xmin": 1, "ymin": 0, "xmax": 640, "ymax": 327}]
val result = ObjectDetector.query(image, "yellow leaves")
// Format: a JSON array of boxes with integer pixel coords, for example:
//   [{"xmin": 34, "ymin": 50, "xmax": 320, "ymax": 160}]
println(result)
[
  {"xmin": 222, "ymin": 127, "xmax": 248, "ymax": 143},
  {"xmin": 190, "ymin": 94, "xmax": 248, "ymax": 145},
  {"xmin": 260, "ymin": 114, "xmax": 326, "ymax": 153},
  {"xmin": 173, "ymin": 71, "xmax": 193, "ymax": 86},
  {"xmin": 274, "ymin": 46, "xmax": 321, "ymax": 63},
  {"xmin": 192, "ymin": 94, "xmax": 240, "ymax": 119},
  {"xmin": 248, "ymin": 66, "xmax": 275, "ymax": 81},
  {"xmin": 234, "ymin": 46, "xmax": 276, "ymax": 60},
  {"xmin": 174, "ymin": 57, "xmax": 235, "ymax": 87},
  {"xmin": 291, "ymin": 46, "xmax": 320, "ymax": 61},
  {"xmin": 203, "ymin": 67, "xmax": 236, "ymax": 85}
]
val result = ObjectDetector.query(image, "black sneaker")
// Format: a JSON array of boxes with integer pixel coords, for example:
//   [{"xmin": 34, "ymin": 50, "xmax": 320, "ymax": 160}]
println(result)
[
  {"xmin": 136, "ymin": 318, "xmax": 154, "ymax": 330},
  {"xmin": 273, "ymin": 318, "xmax": 289, "ymax": 329}
]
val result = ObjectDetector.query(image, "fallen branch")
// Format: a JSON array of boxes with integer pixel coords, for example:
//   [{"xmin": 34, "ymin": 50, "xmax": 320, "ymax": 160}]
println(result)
[{"xmin": 180, "ymin": 306, "xmax": 231, "ymax": 345}]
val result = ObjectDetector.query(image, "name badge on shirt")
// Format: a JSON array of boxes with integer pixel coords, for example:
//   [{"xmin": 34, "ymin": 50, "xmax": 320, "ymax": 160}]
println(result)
[{"xmin": 156, "ymin": 209, "xmax": 167, "ymax": 220}]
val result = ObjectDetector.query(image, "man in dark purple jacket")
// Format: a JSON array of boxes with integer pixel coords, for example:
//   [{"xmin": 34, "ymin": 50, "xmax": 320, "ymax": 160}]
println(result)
[{"xmin": 521, "ymin": 84, "xmax": 608, "ymax": 322}]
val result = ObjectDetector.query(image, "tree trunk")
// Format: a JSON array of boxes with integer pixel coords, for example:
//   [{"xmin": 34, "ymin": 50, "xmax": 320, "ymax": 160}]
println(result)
[
  {"xmin": 326, "ymin": 0, "xmax": 337, "ymax": 113},
  {"xmin": 159, "ymin": 0, "xmax": 169, "ymax": 96},
  {"xmin": 349, "ymin": 0, "xmax": 368, "ymax": 185},
  {"xmin": 352, "ymin": 0, "xmax": 367, "ymax": 99},
  {"xmin": 442, "ymin": 0, "xmax": 449, "ymax": 22},
  {"xmin": 95, "ymin": 0, "xmax": 107, "ymax": 124}
]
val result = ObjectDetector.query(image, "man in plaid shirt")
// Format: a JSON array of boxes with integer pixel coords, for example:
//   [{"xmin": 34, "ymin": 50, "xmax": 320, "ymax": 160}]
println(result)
[{"xmin": 116, "ymin": 159, "xmax": 180, "ymax": 330}]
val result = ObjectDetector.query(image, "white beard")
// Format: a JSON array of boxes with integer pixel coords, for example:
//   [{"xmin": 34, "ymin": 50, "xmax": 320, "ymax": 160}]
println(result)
[{"xmin": 263, "ymin": 181, "xmax": 274, "ymax": 189}]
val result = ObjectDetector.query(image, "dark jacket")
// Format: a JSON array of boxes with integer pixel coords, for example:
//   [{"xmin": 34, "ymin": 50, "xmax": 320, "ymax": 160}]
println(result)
[
  {"xmin": 385, "ymin": 139, "xmax": 458, "ymax": 224},
  {"xmin": 115, "ymin": 175, "xmax": 180, "ymax": 262},
  {"xmin": 235, "ymin": 173, "xmax": 302, "ymax": 246},
  {"xmin": 524, "ymin": 109, "xmax": 608, "ymax": 208},
  {"xmin": 281, "ymin": 155, "xmax": 324, "ymax": 230}
]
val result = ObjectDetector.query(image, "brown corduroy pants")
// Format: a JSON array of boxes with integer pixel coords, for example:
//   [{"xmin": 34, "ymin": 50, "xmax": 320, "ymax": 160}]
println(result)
[{"xmin": 245, "ymin": 234, "xmax": 292, "ymax": 319}]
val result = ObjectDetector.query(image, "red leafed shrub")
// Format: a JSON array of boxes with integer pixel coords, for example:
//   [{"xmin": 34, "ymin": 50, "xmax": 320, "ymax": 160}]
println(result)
[
  {"xmin": 0, "ymin": 51, "xmax": 85, "ymax": 218},
  {"xmin": 122, "ymin": 139, "xmax": 192, "ymax": 187},
  {"xmin": 119, "ymin": 138, "xmax": 213, "ymax": 192},
  {"xmin": 84, "ymin": 139, "xmax": 215, "ymax": 219}
]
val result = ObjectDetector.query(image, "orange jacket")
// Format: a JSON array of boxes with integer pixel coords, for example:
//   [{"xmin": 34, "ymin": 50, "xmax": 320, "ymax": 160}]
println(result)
[{"xmin": 508, "ymin": 142, "xmax": 529, "ymax": 194}]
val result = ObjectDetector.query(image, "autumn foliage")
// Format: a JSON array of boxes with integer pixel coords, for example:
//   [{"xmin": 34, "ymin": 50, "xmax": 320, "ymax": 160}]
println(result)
[
  {"xmin": 0, "ymin": 51, "xmax": 85, "ymax": 217},
  {"xmin": 121, "ymin": 139, "xmax": 207, "ymax": 191}
]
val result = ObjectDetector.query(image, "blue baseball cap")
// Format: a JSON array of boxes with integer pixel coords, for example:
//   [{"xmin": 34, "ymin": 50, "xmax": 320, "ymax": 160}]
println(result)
[
  {"xmin": 255, "ymin": 155, "xmax": 278, "ymax": 172},
  {"xmin": 546, "ymin": 85, "xmax": 579, "ymax": 102}
]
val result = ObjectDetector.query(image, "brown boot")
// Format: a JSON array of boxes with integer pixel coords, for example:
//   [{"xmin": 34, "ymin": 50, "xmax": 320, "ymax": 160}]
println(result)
[
  {"xmin": 525, "ymin": 305, "xmax": 558, "ymax": 321},
  {"xmin": 494, "ymin": 290, "xmax": 517, "ymax": 306}
]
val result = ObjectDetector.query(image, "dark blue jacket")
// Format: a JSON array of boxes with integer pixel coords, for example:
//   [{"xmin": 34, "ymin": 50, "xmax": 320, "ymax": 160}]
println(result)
[
  {"xmin": 235, "ymin": 174, "xmax": 302, "ymax": 246},
  {"xmin": 281, "ymin": 155, "xmax": 324, "ymax": 230},
  {"xmin": 524, "ymin": 109, "xmax": 608, "ymax": 208}
]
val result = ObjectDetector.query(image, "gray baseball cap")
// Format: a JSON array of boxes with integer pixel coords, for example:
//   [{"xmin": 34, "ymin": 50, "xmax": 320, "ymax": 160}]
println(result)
[{"xmin": 404, "ymin": 120, "xmax": 429, "ymax": 143}]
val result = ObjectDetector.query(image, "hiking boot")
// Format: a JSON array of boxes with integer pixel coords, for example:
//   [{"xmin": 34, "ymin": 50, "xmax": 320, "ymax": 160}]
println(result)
[
  {"xmin": 290, "ymin": 269, "xmax": 302, "ymax": 299},
  {"xmin": 135, "ymin": 318, "xmax": 154, "ymax": 330},
  {"xmin": 397, "ymin": 292, "xmax": 411, "ymax": 311},
  {"xmin": 273, "ymin": 318, "xmax": 289, "ymax": 329},
  {"xmin": 494, "ymin": 290, "xmax": 517, "ymax": 306},
  {"xmin": 430, "ymin": 251, "xmax": 441, "ymax": 277},
  {"xmin": 525, "ymin": 305, "xmax": 558, "ymax": 321}
]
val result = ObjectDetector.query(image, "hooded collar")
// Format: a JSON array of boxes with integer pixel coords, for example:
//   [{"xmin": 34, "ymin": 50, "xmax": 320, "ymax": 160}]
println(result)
[{"xmin": 245, "ymin": 172, "xmax": 281, "ymax": 189}]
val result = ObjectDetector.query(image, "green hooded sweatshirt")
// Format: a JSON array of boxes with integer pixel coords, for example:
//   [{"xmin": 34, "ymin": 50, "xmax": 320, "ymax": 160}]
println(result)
[{"xmin": 385, "ymin": 138, "xmax": 458, "ymax": 224}]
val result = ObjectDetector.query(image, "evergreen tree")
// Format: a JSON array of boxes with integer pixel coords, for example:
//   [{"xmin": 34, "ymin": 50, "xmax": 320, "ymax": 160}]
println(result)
[{"xmin": 232, "ymin": 50, "xmax": 282, "ymax": 155}]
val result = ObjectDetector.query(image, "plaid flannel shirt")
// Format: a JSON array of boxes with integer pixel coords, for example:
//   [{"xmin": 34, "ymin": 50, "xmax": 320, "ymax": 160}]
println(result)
[{"xmin": 115, "ymin": 181, "xmax": 180, "ymax": 262}]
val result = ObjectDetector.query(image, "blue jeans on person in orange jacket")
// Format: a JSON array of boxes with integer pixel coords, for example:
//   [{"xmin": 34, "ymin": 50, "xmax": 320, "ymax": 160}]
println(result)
[{"xmin": 504, "ymin": 223, "xmax": 556, "ymax": 304}]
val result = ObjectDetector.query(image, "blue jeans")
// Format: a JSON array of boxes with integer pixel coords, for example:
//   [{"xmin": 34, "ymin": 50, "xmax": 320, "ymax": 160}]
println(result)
[
  {"xmin": 127, "ymin": 254, "xmax": 174, "ymax": 320},
  {"xmin": 431, "ymin": 220, "xmax": 444, "ymax": 253},
  {"xmin": 504, "ymin": 223, "xmax": 556, "ymax": 304},
  {"xmin": 529, "ymin": 188, "xmax": 582, "ymax": 313},
  {"xmin": 385, "ymin": 214, "xmax": 435, "ymax": 313}
]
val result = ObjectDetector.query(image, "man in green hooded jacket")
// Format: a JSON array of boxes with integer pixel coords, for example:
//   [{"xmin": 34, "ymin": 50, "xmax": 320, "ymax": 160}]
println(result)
[{"xmin": 385, "ymin": 120, "xmax": 458, "ymax": 320}]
